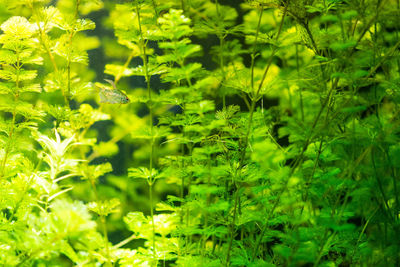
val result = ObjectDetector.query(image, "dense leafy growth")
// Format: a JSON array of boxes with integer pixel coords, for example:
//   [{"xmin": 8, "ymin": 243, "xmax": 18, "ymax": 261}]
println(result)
[{"xmin": 0, "ymin": 0, "xmax": 399, "ymax": 266}]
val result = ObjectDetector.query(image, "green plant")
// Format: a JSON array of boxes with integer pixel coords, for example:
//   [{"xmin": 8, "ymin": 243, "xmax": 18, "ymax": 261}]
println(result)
[{"xmin": 0, "ymin": 0, "xmax": 399, "ymax": 266}]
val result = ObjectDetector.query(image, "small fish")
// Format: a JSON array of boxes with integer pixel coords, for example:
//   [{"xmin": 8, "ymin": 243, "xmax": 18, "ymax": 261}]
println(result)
[{"xmin": 98, "ymin": 79, "xmax": 130, "ymax": 104}]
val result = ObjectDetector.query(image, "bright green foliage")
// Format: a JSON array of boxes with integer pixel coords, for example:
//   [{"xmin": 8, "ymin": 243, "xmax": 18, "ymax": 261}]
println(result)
[{"xmin": 0, "ymin": 0, "xmax": 400, "ymax": 266}]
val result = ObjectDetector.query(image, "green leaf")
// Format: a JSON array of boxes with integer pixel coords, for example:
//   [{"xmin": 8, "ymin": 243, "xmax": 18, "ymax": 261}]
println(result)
[
  {"xmin": 131, "ymin": 125, "xmax": 171, "ymax": 139},
  {"xmin": 31, "ymin": 6, "xmax": 63, "ymax": 32},
  {"xmin": 273, "ymin": 244, "xmax": 292, "ymax": 260},
  {"xmin": 161, "ymin": 63, "xmax": 203, "ymax": 82},
  {"xmin": 0, "ymin": 83, "xmax": 12, "ymax": 94},
  {"xmin": 80, "ymin": 162, "xmax": 113, "ymax": 180},
  {"xmin": 0, "ymin": 16, "xmax": 35, "ymax": 39},
  {"xmin": 128, "ymin": 167, "xmax": 162, "ymax": 184},
  {"xmin": 20, "ymin": 83, "xmax": 42, "ymax": 93},
  {"xmin": 49, "ymin": 199, "xmax": 97, "ymax": 235},
  {"xmin": 58, "ymin": 240, "xmax": 79, "ymax": 263},
  {"xmin": 341, "ymin": 105, "xmax": 367, "ymax": 113},
  {"xmin": 0, "ymin": 49, "xmax": 17, "ymax": 64},
  {"xmin": 329, "ymin": 40, "xmax": 356, "ymax": 51},
  {"xmin": 158, "ymin": 9, "xmax": 193, "ymax": 39},
  {"xmin": 0, "ymin": 69, "xmax": 37, "ymax": 82},
  {"xmin": 351, "ymin": 70, "xmax": 369, "ymax": 79},
  {"xmin": 37, "ymin": 129, "xmax": 78, "ymax": 158},
  {"xmin": 73, "ymin": 19, "xmax": 96, "ymax": 32},
  {"xmin": 105, "ymin": 63, "xmax": 166, "ymax": 78},
  {"xmin": 88, "ymin": 198, "xmax": 120, "ymax": 216},
  {"xmin": 342, "ymin": 10, "xmax": 358, "ymax": 20},
  {"xmin": 186, "ymin": 100, "xmax": 215, "ymax": 114},
  {"xmin": 124, "ymin": 211, "xmax": 151, "ymax": 237},
  {"xmin": 191, "ymin": 185, "xmax": 224, "ymax": 195},
  {"xmin": 0, "ymin": 100, "xmax": 44, "ymax": 119},
  {"xmin": 321, "ymin": 14, "xmax": 339, "ymax": 23}
]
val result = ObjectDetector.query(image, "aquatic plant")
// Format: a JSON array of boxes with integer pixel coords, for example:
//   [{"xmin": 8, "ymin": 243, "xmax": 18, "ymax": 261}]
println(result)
[{"xmin": 0, "ymin": 0, "xmax": 399, "ymax": 266}]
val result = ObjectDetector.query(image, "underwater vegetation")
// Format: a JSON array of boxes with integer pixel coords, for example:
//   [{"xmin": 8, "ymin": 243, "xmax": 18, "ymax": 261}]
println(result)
[{"xmin": 0, "ymin": 0, "xmax": 399, "ymax": 266}]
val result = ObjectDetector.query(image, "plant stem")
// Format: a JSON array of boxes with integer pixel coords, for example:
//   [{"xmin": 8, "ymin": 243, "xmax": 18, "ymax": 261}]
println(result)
[
  {"xmin": 64, "ymin": 0, "xmax": 81, "ymax": 106},
  {"xmin": 250, "ymin": 6, "xmax": 264, "ymax": 91},
  {"xmin": 313, "ymin": 230, "xmax": 335, "ymax": 267},
  {"xmin": 149, "ymin": 181, "xmax": 156, "ymax": 262},
  {"xmin": 114, "ymin": 234, "xmax": 137, "ymax": 249},
  {"xmin": 225, "ymin": 188, "xmax": 240, "ymax": 267},
  {"xmin": 371, "ymin": 148, "xmax": 394, "ymax": 221},
  {"xmin": 226, "ymin": 4, "xmax": 289, "ymax": 265},
  {"xmin": 136, "ymin": 3, "xmax": 157, "ymax": 264},
  {"xmin": 295, "ymin": 44, "xmax": 304, "ymax": 121},
  {"xmin": 89, "ymin": 179, "xmax": 112, "ymax": 266},
  {"xmin": 0, "ymin": 49, "xmax": 20, "ymax": 178},
  {"xmin": 0, "ymin": 109, "xmax": 16, "ymax": 178},
  {"xmin": 115, "ymin": 50, "xmax": 136, "ymax": 84},
  {"xmin": 100, "ymin": 215, "xmax": 112, "ymax": 267},
  {"xmin": 67, "ymin": 60, "xmax": 71, "ymax": 105},
  {"xmin": 34, "ymin": 20, "xmax": 59, "ymax": 72}
]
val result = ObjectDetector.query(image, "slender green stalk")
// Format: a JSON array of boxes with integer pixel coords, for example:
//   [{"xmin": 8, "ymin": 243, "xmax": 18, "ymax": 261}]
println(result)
[
  {"xmin": 313, "ymin": 230, "xmax": 336, "ymax": 267},
  {"xmin": 349, "ymin": 208, "xmax": 378, "ymax": 263},
  {"xmin": 384, "ymin": 150, "xmax": 399, "ymax": 221},
  {"xmin": 0, "ymin": 109, "xmax": 16, "ymax": 178},
  {"xmin": 114, "ymin": 234, "xmax": 137, "ymax": 249},
  {"xmin": 289, "ymin": 77, "xmax": 338, "ymax": 171},
  {"xmin": 371, "ymin": 149, "xmax": 394, "ymax": 221},
  {"xmin": 149, "ymin": 180, "xmax": 156, "ymax": 261},
  {"xmin": 65, "ymin": 0, "xmax": 81, "ymax": 106},
  {"xmin": 250, "ymin": 6, "xmax": 264, "ymax": 91},
  {"xmin": 227, "ymin": 4, "xmax": 289, "ymax": 265},
  {"xmin": 115, "ymin": 50, "xmax": 136, "ymax": 84},
  {"xmin": 31, "ymin": 9, "xmax": 59, "ymax": 72},
  {"xmin": 74, "ymin": 0, "xmax": 81, "ymax": 18},
  {"xmin": 100, "ymin": 215, "xmax": 112, "ymax": 267},
  {"xmin": 136, "ymin": 3, "xmax": 157, "ymax": 264},
  {"xmin": 89, "ymin": 179, "xmax": 112, "ymax": 267},
  {"xmin": 215, "ymin": 0, "xmax": 227, "ymax": 109},
  {"xmin": 295, "ymin": 44, "xmax": 304, "ymax": 121},
  {"xmin": 219, "ymin": 36, "xmax": 227, "ymax": 109},
  {"xmin": 0, "ymin": 49, "xmax": 20, "ymax": 178},
  {"xmin": 67, "ymin": 60, "xmax": 71, "ymax": 105},
  {"xmin": 251, "ymin": 75, "xmax": 338, "ymax": 260}
]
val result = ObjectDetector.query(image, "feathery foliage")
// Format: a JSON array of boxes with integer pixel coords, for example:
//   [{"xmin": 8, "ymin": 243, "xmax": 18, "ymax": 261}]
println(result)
[{"xmin": 0, "ymin": 0, "xmax": 400, "ymax": 266}]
